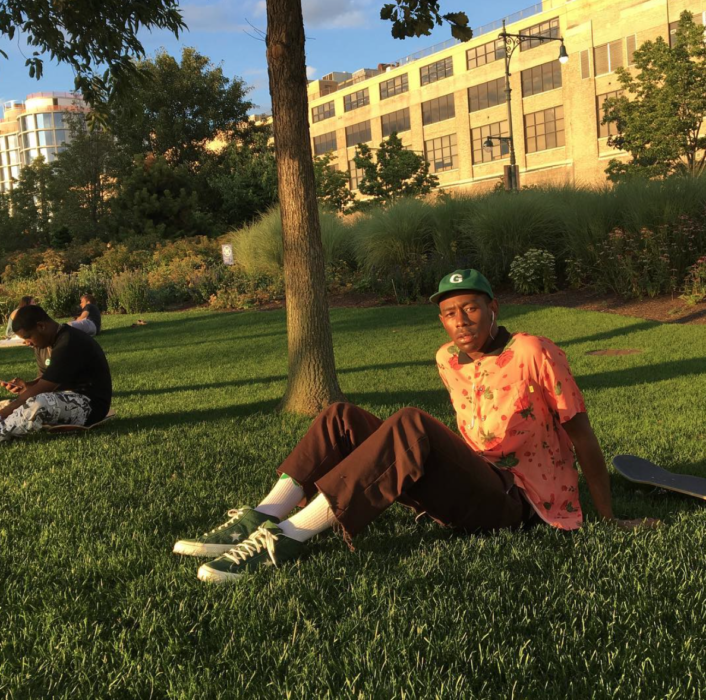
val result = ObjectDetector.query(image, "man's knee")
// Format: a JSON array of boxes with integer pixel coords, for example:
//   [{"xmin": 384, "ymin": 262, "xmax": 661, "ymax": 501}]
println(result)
[
  {"xmin": 321, "ymin": 402, "xmax": 355, "ymax": 419},
  {"xmin": 389, "ymin": 406, "xmax": 426, "ymax": 425}
]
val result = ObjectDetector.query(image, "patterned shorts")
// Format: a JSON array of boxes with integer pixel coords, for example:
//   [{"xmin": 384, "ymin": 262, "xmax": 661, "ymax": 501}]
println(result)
[{"xmin": 0, "ymin": 392, "xmax": 91, "ymax": 442}]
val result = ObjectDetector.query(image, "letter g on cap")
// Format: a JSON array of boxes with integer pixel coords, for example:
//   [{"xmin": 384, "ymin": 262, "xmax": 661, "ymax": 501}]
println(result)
[{"xmin": 449, "ymin": 273, "xmax": 463, "ymax": 283}]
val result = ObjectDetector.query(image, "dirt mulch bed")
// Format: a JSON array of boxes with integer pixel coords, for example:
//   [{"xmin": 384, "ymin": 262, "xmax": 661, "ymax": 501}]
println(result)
[{"xmin": 500, "ymin": 288, "xmax": 706, "ymax": 325}]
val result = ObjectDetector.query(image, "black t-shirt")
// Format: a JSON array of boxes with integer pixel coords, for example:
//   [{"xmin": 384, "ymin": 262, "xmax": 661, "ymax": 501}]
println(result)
[
  {"xmin": 35, "ymin": 325, "xmax": 112, "ymax": 424},
  {"xmin": 84, "ymin": 303, "xmax": 102, "ymax": 334}
]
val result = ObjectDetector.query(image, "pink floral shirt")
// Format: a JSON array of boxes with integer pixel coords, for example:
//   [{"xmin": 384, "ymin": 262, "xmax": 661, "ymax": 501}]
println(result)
[{"xmin": 436, "ymin": 332, "xmax": 586, "ymax": 530}]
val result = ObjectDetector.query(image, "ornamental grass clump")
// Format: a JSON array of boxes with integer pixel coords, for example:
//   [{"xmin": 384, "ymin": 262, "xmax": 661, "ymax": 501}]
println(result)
[
  {"xmin": 681, "ymin": 256, "xmax": 706, "ymax": 305},
  {"xmin": 34, "ymin": 272, "xmax": 81, "ymax": 316},
  {"xmin": 509, "ymin": 249, "xmax": 557, "ymax": 295}
]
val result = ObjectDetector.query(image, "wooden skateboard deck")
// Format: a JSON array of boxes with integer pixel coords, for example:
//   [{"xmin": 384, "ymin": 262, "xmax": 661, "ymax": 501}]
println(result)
[
  {"xmin": 613, "ymin": 454, "xmax": 706, "ymax": 501},
  {"xmin": 44, "ymin": 409, "xmax": 117, "ymax": 434}
]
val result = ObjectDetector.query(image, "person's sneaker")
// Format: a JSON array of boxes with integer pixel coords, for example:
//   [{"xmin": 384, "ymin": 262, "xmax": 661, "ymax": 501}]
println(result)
[
  {"xmin": 173, "ymin": 506, "xmax": 279, "ymax": 557},
  {"xmin": 197, "ymin": 521, "xmax": 305, "ymax": 583}
]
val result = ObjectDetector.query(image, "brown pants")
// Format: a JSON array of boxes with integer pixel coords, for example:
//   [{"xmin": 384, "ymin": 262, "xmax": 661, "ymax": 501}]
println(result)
[{"xmin": 280, "ymin": 403, "xmax": 537, "ymax": 541}]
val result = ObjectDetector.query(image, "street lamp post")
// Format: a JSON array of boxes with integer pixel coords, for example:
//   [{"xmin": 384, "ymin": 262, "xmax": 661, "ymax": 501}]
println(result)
[{"xmin": 485, "ymin": 19, "xmax": 569, "ymax": 191}]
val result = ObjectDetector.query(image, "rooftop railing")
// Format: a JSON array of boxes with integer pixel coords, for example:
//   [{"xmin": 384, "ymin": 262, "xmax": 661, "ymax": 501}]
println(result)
[{"xmin": 395, "ymin": 2, "xmax": 542, "ymax": 66}]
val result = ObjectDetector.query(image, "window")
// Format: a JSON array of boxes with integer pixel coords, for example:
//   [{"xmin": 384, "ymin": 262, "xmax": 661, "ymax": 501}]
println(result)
[
  {"xmin": 524, "ymin": 106, "xmax": 565, "ymax": 153},
  {"xmin": 22, "ymin": 132, "xmax": 38, "ymax": 149},
  {"xmin": 53, "ymin": 113, "xmax": 65, "ymax": 129},
  {"xmin": 380, "ymin": 74, "xmax": 409, "ymax": 100},
  {"xmin": 55, "ymin": 130, "xmax": 68, "ymax": 146},
  {"xmin": 669, "ymin": 15, "xmax": 704, "ymax": 47},
  {"xmin": 626, "ymin": 35, "xmax": 637, "ymax": 65},
  {"xmin": 381, "ymin": 108, "xmax": 411, "ymax": 137},
  {"xmin": 420, "ymin": 56, "xmax": 453, "ymax": 86},
  {"xmin": 520, "ymin": 18, "xmax": 560, "ymax": 51},
  {"xmin": 596, "ymin": 91, "xmax": 622, "ymax": 138},
  {"xmin": 349, "ymin": 159, "xmax": 364, "ymax": 190},
  {"xmin": 313, "ymin": 131, "xmax": 337, "ymax": 155},
  {"xmin": 35, "ymin": 113, "xmax": 53, "ymax": 129},
  {"xmin": 424, "ymin": 133, "xmax": 458, "ymax": 173},
  {"xmin": 580, "ymin": 49, "xmax": 590, "ymax": 79},
  {"xmin": 468, "ymin": 77, "xmax": 505, "ymax": 113},
  {"xmin": 521, "ymin": 60, "xmax": 562, "ymax": 97},
  {"xmin": 38, "ymin": 131, "xmax": 55, "ymax": 147},
  {"xmin": 471, "ymin": 121, "xmax": 510, "ymax": 164},
  {"xmin": 466, "ymin": 39, "xmax": 505, "ymax": 69},
  {"xmin": 344, "ymin": 88, "xmax": 369, "ymax": 112},
  {"xmin": 312, "ymin": 101, "xmax": 335, "ymax": 123},
  {"xmin": 21, "ymin": 114, "xmax": 35, "ymax": 131},
  {"xmin": 345, "ymin": 120, "xmax": 372, "ymax": 147},
  {"xmin": 422, "ymin": 94, "xmax": 455, "ymax": 125},
  {"xmin": 594, "ymin": 40, "xmax": 624, "ymax": 76}
]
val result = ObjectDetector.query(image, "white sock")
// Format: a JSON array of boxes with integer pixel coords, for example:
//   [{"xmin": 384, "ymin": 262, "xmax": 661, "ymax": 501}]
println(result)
[
  {"xmin": 256, "ymin": 474, "xmax": 305, "ymax": 520},
  {"xmin": 278, "ymin": 494, "xmax": 336, "ymax": 542}
]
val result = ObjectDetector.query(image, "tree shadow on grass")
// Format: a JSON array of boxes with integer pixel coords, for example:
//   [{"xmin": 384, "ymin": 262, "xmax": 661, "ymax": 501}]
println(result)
[
  {"xmin": 559, "ymin": 319, "xmax": 660, "ymax": 347},
  {"xmin": 579, "ymin": 357, "xmax": 706, "ymax": 390}
]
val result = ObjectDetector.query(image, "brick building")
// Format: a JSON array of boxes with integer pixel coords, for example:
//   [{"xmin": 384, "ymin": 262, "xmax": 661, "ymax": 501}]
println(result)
[{"xmin": 307, "ymin": 0, "xmax": 705, "ymax": 194}]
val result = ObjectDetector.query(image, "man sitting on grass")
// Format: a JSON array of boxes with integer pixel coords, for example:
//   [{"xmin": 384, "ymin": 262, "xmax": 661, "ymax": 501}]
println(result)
[
  {"xmin": 174, "ymin": 268, "xmax": 657, "ymax": 583},
  {"xmin": 69, "ymin": 294, "xmax": 102, "ymax": 337},
  {"xmin": 0, "ymin": 305, "xmax": 112, "ymax": 440}
]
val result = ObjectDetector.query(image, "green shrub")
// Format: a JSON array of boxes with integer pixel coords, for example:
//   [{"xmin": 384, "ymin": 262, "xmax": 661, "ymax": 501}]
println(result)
[
  {"xmin": 428, "ymin": 194, "xmax": 476, "ymax": 268},
  {"xmin": 107, "ymin": 270, "xmax": 153, "ymax": 313},
  {"xmin": 208, "ymin": 266, "xmax": 284, "ymax": 310},
  {"xmin": 592, "ymin": 215, "xmax": 705, "ymax": 298},
  {"xmin": 76, "ymin": 265, "xmax": 109, "ymax": 310},
  {"xmin": 509, "ymin": 249, "xmax": 557, "ymax": 295},
  {"xmin": 34, "ymin": 272, "xmax": 81, "ymax": 317},
  {"xmin": 231, "ymin": 206, "xmax": 284, "ymax": 275},
  {"xmin": 681, "ymin": 256, "xmax": 706, "ymax": 305},
  {"xmin": 462, "ymin": 190, "xmax": 563, "ymax": 283}
]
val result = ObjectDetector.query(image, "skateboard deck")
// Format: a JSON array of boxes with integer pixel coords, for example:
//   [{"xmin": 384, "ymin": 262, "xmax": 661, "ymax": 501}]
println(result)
[
  {"xmin": 43, "ymin": 409, "xmax": 117, "ymax": 434},
  {"xmin": 613, "ymin": 454, "xmax": 706, "ymax": 501}
]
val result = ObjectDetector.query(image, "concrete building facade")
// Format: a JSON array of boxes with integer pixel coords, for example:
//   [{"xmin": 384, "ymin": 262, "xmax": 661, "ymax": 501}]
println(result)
[
  {"xmin": 0, "ymin": 92, "xmax": 88, "ymax": 194},
  {"xmin": 307, "ymin": 0, "xmax": 706, "ymax": 194}
]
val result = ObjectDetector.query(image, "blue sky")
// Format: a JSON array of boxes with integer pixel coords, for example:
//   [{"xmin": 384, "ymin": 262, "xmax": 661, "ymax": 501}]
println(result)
[{"xmin": 0, "ymin": 0, "xmax": 535, "ymax": 116}]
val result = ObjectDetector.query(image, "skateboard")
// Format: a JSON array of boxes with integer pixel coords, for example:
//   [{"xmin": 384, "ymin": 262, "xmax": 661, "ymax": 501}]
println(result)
[
  {"xmin": 612, "ymin": 454, "xmax": 706, "ymax": 501},
  {"xmin": 43, "ymin": 409, "xmax": 117, "ymax": 434}
]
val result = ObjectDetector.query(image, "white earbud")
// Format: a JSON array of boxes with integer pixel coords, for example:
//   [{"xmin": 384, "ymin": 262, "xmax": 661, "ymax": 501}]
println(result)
[{"xmin": 491, "ymin": 311, "xmax": 495, "ymax": 327}]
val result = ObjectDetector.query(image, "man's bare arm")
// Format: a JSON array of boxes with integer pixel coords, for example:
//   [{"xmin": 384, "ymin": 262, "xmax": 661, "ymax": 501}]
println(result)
[
  {"xmin": 0, "ymin": 378, "xmax": 60, "ymax": 420},
  {"xmin": 562, "ymin": 412, "xmax": 659, "ymax": 530}
]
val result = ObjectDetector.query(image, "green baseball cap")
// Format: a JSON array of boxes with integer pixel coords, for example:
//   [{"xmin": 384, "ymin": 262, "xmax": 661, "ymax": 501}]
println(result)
[{"xmin": 430, "ymin": 268, "xmax": 494, "ymax": 304}]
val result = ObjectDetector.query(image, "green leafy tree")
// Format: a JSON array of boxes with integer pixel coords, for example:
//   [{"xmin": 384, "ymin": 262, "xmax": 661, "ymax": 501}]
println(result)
[
  {"xmin": 266, "ymin": 0, "xmax": 471, "ymax": 413},
  {"xmin": 8, "ymin": 156, "xmax": 53, "ymax": 246},
  {"xmin": 603, "ymin": 11, "xmax": 706, "ymax": 180},
  {"xmin": 314, "ymin": 154, "xmax": 355, "ymax": 212},
  {"xmin": 110, "ymin": 155, "xmax": 212, "ymax": 240},
  {"xmin": 49, "ymin": 113, "xmax": 123, "ymax": 243},
  {"xmin": 353, "ymin": 133, "xmax": 438, "ymax": 206},
  {"xmin": 0, "ymin": 0, "xmax": 185, "ymax": 120},
  {"xmin": 109, "ymin": 47, "xmax": 253, "ymax": 169},
  {"xmin": 205, "ymin": 128, "xmax": 279, "ymax": 230}
]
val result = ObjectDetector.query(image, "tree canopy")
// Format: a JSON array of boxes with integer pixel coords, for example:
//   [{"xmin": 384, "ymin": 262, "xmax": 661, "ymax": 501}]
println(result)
[
  {"xmin": 353, "ymin": 133, "xmax": 438, "ymax": 207},
  {"xmin": 603, "ymin": 11, "xmax": 706, "ymax": 180},
  {"xmin": 0, "ymin": 0, "xmax": 185, "ymax": 120}
]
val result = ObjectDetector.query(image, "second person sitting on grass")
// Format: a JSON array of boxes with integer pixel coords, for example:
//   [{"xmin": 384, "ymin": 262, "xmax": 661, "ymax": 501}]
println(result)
[
  {"xmin": 174, "ymin": 268, "xmax": 658, "ymax": 584},
  {"xmin": 69, "ymin": 294, "xmax": 102, "ymax": 337},
  {"xmin": 0, "ymin": 305, "xmax": 112, "ymax": 440}
]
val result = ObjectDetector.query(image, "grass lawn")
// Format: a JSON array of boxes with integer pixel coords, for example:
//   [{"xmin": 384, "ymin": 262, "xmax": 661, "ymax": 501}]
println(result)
[{"xmin": 0, "ymin": 304, "xmax": 705, "ymax": 698}]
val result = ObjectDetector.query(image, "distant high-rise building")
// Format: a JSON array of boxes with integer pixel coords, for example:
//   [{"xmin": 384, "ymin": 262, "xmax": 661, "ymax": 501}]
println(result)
[{"xmin": 0, "ymin": 92, "xmax": 89, "ymax": 193}]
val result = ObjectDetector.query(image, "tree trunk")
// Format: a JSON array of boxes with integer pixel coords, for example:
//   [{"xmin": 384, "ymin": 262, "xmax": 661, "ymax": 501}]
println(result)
[{"xmin": 266, "ymin": 0, "xmax": 346, "ymax": 415}]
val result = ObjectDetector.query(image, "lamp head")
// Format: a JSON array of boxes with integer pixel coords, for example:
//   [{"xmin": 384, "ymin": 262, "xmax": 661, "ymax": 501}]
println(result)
[
  {"xmin": 483, "ymin": 137, "xmax": 494, "ymax": 149},
  {"xmin": 559, "ymin": 42, "xmax": 569, "ymax": 64}
]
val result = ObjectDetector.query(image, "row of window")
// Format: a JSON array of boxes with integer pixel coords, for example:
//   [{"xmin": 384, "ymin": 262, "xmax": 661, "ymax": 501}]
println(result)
[
  {"xmin": 20, "ymin": 129, "xmax": 69, "ymax": 150},
  {"xmin": 316, "ymin": 81, "xmax": 629, "ymax": 156},
  {"xmin": 312, "ymin": 17, "xmax": 562, "ymax": 122},
  {"xmin": 20, "ymin": 112, "xmax": 66, "ymax": 132},
  {"xmin": 347, "ymin": 107, "xmax": 564, "ymax": 188},
  {"xmin": 314, "ymin": 16, "xmax": 699, "ymax": 125}
]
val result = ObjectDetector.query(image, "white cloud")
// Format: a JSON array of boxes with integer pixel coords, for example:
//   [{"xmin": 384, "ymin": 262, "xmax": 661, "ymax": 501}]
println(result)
[
  {"xmin": 302, "ymin": 0, "xmax": 369, "ymax": 29},
  {"xmin": 180, "ymin": 1, "xmax": 249, "ymax": 33},
  {"xmin": 306, "ymin": 65, "xmax": 317, "ymax": 79}
]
